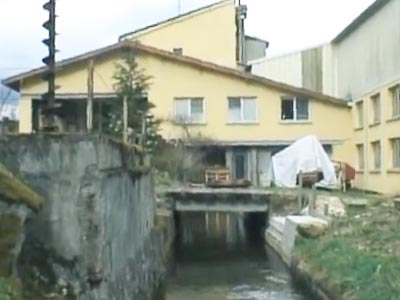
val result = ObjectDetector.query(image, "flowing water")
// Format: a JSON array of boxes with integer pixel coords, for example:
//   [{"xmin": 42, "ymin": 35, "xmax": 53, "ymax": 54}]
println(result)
[{"xmin": 166, "ymin": 212, "xmax": 315, "ymax": 300}]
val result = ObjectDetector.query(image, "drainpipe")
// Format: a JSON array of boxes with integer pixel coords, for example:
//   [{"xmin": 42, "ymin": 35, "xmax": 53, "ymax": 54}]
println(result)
[{"xmin": 236, "ymin": 2, "xmax": 247, "ymax": 65}]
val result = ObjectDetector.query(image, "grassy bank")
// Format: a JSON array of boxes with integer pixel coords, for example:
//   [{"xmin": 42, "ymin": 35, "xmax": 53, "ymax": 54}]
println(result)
[{"xmin": 295, "ymin": 198, "xmax": 400, "ymax": 300}]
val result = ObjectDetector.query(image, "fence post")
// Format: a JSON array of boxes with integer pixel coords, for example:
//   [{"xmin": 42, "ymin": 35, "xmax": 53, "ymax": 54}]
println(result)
[
  {"xmin": 86, "ymin": 59, "xmax": 94, "ymax": 132},
  {"xmin": 123, "ymin": 96, "xmax": 128, "ymax": 143},
  {"xmin": 309, "ymin": 184, "xmax": 317, "ymax": 215},
  {"xmin": 298, "ymin": 172, "xmax": 304, "ymax": 211}
]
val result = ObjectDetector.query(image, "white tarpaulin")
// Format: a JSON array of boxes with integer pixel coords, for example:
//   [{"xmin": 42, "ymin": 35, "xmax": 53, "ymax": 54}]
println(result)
[{"xmin": 268, "ymin": 135, "xmax": 338, "ymax": 189}]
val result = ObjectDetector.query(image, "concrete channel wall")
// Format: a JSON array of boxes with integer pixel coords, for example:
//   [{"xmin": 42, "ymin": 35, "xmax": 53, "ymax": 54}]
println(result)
[{"xmin": 0, "ymin": 134, "xmax": 172, "ymax": 300}]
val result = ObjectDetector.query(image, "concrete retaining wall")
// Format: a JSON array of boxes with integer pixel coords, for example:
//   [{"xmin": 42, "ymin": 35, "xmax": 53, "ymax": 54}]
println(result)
[{"xmin": 0, "ymin": 134, "xmax": 168, "ymax": 300}]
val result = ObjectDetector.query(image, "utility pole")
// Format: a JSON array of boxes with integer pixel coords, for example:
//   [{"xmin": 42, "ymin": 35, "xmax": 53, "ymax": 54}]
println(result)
[
  {"xmin": 86, "ymin": 59, "xmax": 94, "ymax": 132},
  {"xmin": 42, "ymin": 0, "xmax": 58, "ymax": 131}
]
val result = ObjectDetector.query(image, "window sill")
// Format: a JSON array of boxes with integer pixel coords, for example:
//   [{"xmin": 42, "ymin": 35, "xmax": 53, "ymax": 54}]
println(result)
[
  {"xmin": 356, "ymin": 170, "xmax": 365, "ymax": 174},
  {"xmin": 354, "ymin": 126, "xmax": 364, "ymax": 131},
  {"xmin": 369, "ymin": 122, "xmax": 381, "ymax": 128},
  {"xmin": 173, "ymin": 121, "xmax": 207, "ymax": 126},
  {"xmin": 387, "ymin": 168, "xmax": 400, "ymax": 174},
  {"xmin": 227, "ymin": 122, "xmax": 259, "ymax": 125},
  {"xmin": 369, "ymin": 170, "xmax": 381, "ymax": 174},
  {"xmin": 386, "ymin": 115, "xmax": 400, "ymax": 123},
  {"xmin": 280, "ymin": 120, "xmax": 312, "ymax": 125}
]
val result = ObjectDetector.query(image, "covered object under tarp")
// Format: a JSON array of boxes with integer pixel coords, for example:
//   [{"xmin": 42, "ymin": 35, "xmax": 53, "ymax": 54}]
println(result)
[{"xmin": 268, "ymin": 135, "xmax": 338, "ymax": 189}]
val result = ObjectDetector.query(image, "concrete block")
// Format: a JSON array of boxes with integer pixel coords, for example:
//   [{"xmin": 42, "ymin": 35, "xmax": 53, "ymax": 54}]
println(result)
[{"xmin": 282, "ymin": 216, "xmax": 328, "ymax": 259}]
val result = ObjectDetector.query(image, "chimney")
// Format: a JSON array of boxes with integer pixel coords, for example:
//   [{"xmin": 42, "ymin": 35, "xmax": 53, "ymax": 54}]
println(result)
[{"xmin": 173, "ymin": 48, "xmax": 183, "ymax": 56}]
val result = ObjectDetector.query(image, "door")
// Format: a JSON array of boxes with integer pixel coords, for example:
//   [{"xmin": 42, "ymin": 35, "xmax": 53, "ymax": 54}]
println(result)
[
  {"xmin": 257, "ymin": 149, "xmax": 272, "ymax": 187},
  {"xmin": 234, "ymin": 152, "xmax": 246, "ymax": 180}
]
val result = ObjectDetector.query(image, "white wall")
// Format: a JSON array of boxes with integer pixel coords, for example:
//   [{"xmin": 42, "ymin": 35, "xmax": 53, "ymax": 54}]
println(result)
[
  {"xmin": 321, "ymin": 44, "xmax": 337, "ymax": 97},
  {"xmin": 251, "ymin": 52, "xmax": 303, "ymax": 87},
  {"xmin": 250, "ymin": 0, "xmax": 400, "ymax": 101},
  {"xmin": 250, "ymin": 45, "xmax": 338, "ymax": 97},
  {"xmin": 334, "ymin": 0, "xmax": 400, "ymax": 100}
]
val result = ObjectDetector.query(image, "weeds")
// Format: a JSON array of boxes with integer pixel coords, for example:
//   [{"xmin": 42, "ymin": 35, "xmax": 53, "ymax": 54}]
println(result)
[{"xmin": 296, "ymin": 199, "xmax": 400, "ymax": 300}]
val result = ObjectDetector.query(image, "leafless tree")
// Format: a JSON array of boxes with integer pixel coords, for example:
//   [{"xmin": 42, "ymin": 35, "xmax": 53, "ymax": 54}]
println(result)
[
  {"xmin": 153, "ymin": 116, "xmax": 215, "ymax": 184},
  {"xmin": 0, "ymin": 86, "xmax": 14, "ymax": 133},
  {"xmin": 0, "ymin": 86, "xmax": 12, "ymax": 119}
]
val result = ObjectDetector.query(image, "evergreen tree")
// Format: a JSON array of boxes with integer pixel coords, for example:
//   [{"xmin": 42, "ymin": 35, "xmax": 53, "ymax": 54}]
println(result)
[{"xmin": 105, "ymin": 51, "xmax": 161, "ymax": 151}]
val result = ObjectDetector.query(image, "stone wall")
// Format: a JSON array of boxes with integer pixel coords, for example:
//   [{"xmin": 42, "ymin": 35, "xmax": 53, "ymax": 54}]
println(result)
[{"xmin": 0, "ymin": 135, "xmax": 167, "ymax": 300}]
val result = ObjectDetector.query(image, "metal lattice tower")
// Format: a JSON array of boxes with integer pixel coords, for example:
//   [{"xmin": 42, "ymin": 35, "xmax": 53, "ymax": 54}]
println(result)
[{"xmin": 41, "ymin": 0, "xmax": 58, "ymax": 131}]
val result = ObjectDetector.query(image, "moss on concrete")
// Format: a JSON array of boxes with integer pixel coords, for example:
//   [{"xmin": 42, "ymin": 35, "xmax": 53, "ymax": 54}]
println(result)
[
  {"xmin": 0, "ymin": 215, "xmax": 22, "ymax": 277},
  {"xmin": 295, "ymin": 199, "xmax": 400, "ymax": 300},
  {"xmin": 0, "ymin": 277, "xmax": 22, "ymax": 300},
  {"xmin": 0, "ymin": 163, "xmax": 44, "ymax": 211}
]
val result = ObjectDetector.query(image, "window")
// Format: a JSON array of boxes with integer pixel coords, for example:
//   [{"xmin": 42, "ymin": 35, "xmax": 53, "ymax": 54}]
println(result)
[
  {"xmin": 371, "ymin": 141, "xmax": 381, "ymax": 170},
  {"xmin": 391, "ymin": 86, "xmax": 400, "ymax": 117},
  {"xmin": 391, "ymin": 138, "xmax": 400, "ymax": 169},
  {"xmin": 281, "ymin": 97, "xmax": 309, "ymax": 121},
  {"xmin": 357, "ymin": 144, "xmax": 365, "ymax": 171},
  {"xmin": 355, "ymin": 100, "xmax": 364, "ymax": 128},
  {"xmin": 233, "ymin": 152, "xmax": 247, "ymax": 180},
  {"xmin": 371, "ymin": 94, "xmax": 381, "ymax": 124},
  {"xmin": 174, "ymin": 98, "xmax": 204, "ymax": 123},
  {"xmin": 228, "ymin": 97, "xmax": 257, "ymax": 123}
]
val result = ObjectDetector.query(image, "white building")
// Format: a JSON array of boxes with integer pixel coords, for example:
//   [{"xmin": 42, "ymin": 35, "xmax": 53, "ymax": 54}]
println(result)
[
  {"xmin": 250, "ymin": 0, "xmax": 400, "ymax": 194},
  {"xmin": 250, "ymin": 0, "xmax": 400, "ymax": 101}
]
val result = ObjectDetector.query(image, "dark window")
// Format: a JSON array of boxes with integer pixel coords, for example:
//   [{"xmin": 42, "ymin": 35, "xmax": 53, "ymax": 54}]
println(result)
[
  {"xmin": 281, "ymin": 97, "xmax": 309, "ymax": 121},
  {"xmin": 281, "ymin": 99, "xmax": 294, "ymax": 120}
]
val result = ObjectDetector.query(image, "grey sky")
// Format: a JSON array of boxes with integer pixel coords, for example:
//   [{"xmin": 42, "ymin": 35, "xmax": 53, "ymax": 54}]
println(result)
[{"xmin": 0, "ymin": 0, "xmax": 374, "ymax": 80}]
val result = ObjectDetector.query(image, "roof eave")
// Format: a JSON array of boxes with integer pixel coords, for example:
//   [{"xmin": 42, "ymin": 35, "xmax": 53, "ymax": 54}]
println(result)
[
  {"xmin": 2, "ymin": 41, "xmax": 348, "ymax": 108},
  {"xmin": 245, "ymin": 35, "xmax": 269, "ymax": 47},
  {"xmin": 119, "ymin": 0, "xmax": 234, "ymax": 41},
  {"xmin": 2, "ymin": 41, "xmax": 133, "ymax": 92},
  {"xmin": 2, "ymin": 78, "xmax": 20, "ymax": 92}
]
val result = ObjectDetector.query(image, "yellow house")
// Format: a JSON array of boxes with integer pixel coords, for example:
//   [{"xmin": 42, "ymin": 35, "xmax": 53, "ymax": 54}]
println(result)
[
  {"xmin": 2, "ymin": 1, "xmax": 354, "ymax": 187},
  {"xmin": 119, "ymin": 0, "xmax": 238, "ymax": 68},
  {"xmin": 352, "ymin": 81, "xmax": 400, "ymax": 194},
  {"xmin": 3, "ymin": 41, "xmax": 354, "ymax": 186}
]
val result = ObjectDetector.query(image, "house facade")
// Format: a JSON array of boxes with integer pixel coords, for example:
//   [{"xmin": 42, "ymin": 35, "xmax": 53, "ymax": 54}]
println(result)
[
  {"xmin": 3, "ymin": 0, "xmax": 354, "ymax": 188},
  {"xmin": 251, "ymin": 0, "xmax": 400, "ymax": 194}
]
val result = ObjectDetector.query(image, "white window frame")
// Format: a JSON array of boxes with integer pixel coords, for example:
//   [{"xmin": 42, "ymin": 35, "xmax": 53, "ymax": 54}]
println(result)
[
  {"xmin": 391, "ymin": 138, "xmax": 400, "ymax": 169},
  {"xmin": 281, "ymin": 96, "xmax": 310, "ymax": 122},
  {"xmin": 173, "ymin": 97, "xmax": 205, "ymax": 124},
  {"xmin": 227, "ymin": 97, "xmax": 258, "ymax": 124},
  {"xmin": 392, "ymin": 86, "xmax": 400, "ymax": 117},
  {"xmin": 371, "ymin": 141, "xmax": 381, "ymax": 171}
]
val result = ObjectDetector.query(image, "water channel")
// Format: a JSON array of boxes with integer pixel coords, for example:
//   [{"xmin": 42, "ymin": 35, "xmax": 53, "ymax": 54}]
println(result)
[{"xmin": 166, "ymin": 212, "xmax": 315, "ymax": 300}]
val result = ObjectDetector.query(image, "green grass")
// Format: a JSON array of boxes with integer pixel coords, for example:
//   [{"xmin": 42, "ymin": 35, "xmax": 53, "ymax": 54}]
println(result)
[
  {"xmin": 296, "ymin": 200, "xmax": 400, "ymax": 300},
  {"xmin": 0, "ymin": 163, "xmax": 44, "ymax": 211}
]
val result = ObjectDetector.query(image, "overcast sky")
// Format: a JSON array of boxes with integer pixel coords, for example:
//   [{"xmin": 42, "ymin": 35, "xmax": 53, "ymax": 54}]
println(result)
[{"xmin": 0, "ymin": 0, "xmax": 374, "ymax": 80}]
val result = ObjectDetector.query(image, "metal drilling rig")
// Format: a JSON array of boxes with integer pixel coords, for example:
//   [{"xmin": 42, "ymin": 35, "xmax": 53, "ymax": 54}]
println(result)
[{"xmin": 41, "ymin": 0, "xmax": 58, "ymax": 131}]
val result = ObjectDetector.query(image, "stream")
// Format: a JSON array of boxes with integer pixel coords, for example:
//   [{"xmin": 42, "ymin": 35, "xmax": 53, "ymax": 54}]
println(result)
[{"xmin": 166, "ymin": 212, "xmax": 315, "ymax": 300}]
